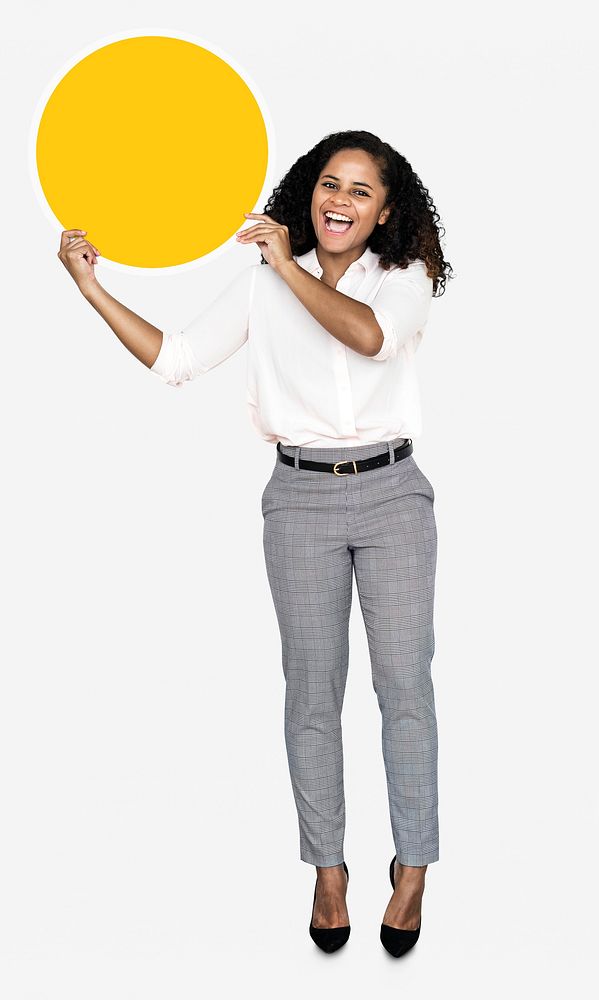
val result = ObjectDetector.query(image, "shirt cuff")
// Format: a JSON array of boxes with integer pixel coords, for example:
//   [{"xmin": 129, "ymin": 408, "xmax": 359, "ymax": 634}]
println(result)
[
  {"xmin": 150, "ymin": 330, "xmax": 195, "ymax": 387},
  {"xmin": 370, "ymin": 310, "xmax": 398, "ymax": 362}
]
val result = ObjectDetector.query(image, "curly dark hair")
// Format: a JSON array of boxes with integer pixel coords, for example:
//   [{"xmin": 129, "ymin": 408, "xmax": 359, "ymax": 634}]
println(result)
[{"xmin": 260, "ymin": 129, "xmax": 453, "ymax": 297}]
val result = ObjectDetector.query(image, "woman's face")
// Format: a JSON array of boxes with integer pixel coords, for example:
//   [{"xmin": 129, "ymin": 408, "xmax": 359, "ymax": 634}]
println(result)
[{"xmin": 310, "ymin": 148, "xmax": 392, "ymax": 253}]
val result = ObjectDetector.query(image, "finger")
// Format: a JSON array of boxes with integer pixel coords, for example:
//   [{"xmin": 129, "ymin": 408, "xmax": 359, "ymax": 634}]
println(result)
[
  {"xmin": 237, "ymin": 232, "xmax": 281, "ymax": 244},
  {"xmin": 62, "ymin": 237, "xmax": 90, "ymax": 252},
  {"xmin": 237, "ymin": 219, "xmax": 281, "ymax": 231},
  {"xmin": 68, "ymin": 239, "xmax": 98, "ymax": 263},
  {"xmin": 236, "ymin": 224, "xmax": 280, "ymax": 237},
  {"xmin": 60, "ymin": 229, "xmax": 87, "ymax": 248},
  {"xmin": 60, "ymin": 232, "xmax": 100, "ymax": 257},
  {"xmin": 238, "ymin": 236, "xmax": 277, "ymax": 248}
]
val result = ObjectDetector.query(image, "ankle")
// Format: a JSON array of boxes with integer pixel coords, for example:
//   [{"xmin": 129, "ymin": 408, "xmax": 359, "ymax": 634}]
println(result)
[
  {"xmin": 316, "ymin": 863, "xmax": 346, "ymax": 878},
  {"xmin": 395, "ymin": 861, "xmax": 426, "ymax": 880}
]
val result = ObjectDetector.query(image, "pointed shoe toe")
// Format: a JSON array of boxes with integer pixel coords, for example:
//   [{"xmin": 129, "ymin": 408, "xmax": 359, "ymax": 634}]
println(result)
[
  {"xmin": 309, "ymin": 862, "xmax": 351, "ymax": 953},
  {"xmin": 380, "ymin": 920, "xmax": 421, "ymax": 957},
  {"xmin": 309, "ymin": 922, "xmax": 351, "ymax": 952}
]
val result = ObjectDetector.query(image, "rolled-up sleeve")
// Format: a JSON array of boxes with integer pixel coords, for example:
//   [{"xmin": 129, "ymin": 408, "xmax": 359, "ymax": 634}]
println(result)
[
  {"xmin": 369, "ymin": 260, "xmax": 434, "ymax": 361},
  {"xmin": 151, "ymin": 265, "xmax": 256, "ymax": 387}
]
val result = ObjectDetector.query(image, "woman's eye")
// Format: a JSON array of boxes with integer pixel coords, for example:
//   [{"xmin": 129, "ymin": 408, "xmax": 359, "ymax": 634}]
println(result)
[{"xmin": 322, "ymin": 183, "xmax": 369, "ymax": 197}]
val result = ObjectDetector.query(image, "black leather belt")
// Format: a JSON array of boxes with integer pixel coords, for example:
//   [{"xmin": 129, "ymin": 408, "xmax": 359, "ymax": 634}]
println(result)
[{"xmin": 276, "ymin": 438, "xmax": 413, "ymax": 475}]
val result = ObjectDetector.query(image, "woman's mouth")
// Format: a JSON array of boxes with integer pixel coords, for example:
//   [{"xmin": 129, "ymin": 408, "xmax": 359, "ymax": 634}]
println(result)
[{"xmin": 323, "ymin": 211, "xmax": 354, "ymax": 236}]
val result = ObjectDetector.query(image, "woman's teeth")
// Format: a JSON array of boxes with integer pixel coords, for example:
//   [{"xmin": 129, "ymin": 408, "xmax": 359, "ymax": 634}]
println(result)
[{"xmin": 324, "ymin": 212, "xmax": 354, "ymax": 234}]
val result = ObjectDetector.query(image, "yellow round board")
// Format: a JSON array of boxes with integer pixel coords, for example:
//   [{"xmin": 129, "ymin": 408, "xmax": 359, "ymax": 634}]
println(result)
[{"xmin": 34, "ymin": 35, "xmax": 271, "ymax": 270}]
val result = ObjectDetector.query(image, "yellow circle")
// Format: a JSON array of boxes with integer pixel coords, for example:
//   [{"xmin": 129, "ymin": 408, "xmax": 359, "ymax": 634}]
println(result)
[{"xmin": 35, "ymin": 36, "xmax": 270, "ymax": 268}]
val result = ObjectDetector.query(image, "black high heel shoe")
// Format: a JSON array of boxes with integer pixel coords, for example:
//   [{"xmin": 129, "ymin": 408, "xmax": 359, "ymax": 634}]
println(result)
[
  {"xmin": 380, "ymin": 854, "xmax": 422, "ymax": 958},
  {"xmin": 309, "ymin": 862, "xmax": 351, "ymax": 953}
]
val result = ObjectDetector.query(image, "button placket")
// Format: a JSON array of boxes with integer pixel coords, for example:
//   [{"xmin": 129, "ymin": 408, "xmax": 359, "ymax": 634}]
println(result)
[
  {"xmin": 334, "ymin": 271, "xmax": 362, "ymax": 436},
  {"xmin": 332, "ymin": 332, "xmax": 356, "ymax": 436}
]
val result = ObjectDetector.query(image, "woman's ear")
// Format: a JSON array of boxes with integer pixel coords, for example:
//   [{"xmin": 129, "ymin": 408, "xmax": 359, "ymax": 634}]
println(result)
[{"xmin": 379, "ymin": 202, "xmax": 394, "ymax": 225}]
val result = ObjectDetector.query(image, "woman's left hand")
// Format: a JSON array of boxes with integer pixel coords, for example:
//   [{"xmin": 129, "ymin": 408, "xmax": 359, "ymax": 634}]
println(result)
[{"xmin": 235, "ymin": 213, "xmax": 293, "ymax": 271}]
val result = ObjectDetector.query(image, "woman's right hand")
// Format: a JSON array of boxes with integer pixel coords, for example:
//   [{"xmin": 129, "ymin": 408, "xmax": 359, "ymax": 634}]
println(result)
[{"xmin": 57, "ymin": 229, "xmax": 102, "ymax": 292}]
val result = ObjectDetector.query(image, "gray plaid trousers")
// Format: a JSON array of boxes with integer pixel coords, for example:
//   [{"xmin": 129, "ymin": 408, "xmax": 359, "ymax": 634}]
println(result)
[{"xmin": 261, "ymin": 435, "xmax": 439, "ymax": 868}]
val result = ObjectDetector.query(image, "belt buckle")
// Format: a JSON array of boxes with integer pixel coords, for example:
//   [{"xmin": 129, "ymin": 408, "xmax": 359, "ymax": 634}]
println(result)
[{"xmin": 333, "ymin": 459, "xmax": 358, "ymax": 476}]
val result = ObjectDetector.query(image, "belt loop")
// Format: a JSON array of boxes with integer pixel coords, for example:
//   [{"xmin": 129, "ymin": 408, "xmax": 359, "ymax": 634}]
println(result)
[
  {"xmin": 388, "ymin": 440, "xmax": 396, "ymax": 465},
  {"xmin": 294, "ymin": 446, "xmax": 301, "ymax": 470}
]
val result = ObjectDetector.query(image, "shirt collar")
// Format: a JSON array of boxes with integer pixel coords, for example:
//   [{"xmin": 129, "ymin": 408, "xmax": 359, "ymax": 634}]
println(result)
[{"xmin": 294, "ymin": 244, "xmax": 380, "ymax": 278}]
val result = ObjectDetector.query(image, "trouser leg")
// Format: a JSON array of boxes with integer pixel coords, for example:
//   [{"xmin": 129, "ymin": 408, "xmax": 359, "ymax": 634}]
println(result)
[
  {"xmin": 262, "ymin": 478, "xmax": 353, "ymax": 867},
  {"xmin": 352, "ymin": 458, "xmax": 439, "ymax": 865}
]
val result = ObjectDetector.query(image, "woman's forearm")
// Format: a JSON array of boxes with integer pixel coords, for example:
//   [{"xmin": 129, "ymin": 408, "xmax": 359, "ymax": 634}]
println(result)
[
  {"xmin": 80, "ymin": 279, "xmax": 163, "ymax": 369},
  {"xmin": 274, "ymin": 259, "xmax": 381, "ymax": 356}
]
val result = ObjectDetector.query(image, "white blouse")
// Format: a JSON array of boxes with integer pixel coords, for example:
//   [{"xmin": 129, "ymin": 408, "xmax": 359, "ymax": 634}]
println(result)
[{"xmin": 150, "ymin": 244, "xmax": 434, "ymax": 447}]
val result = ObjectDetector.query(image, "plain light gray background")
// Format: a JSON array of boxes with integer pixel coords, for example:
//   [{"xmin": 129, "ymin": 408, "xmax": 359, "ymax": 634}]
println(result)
[{"xmin": 2, "ymin": 1, "xmax": 597, "ymax": 996}]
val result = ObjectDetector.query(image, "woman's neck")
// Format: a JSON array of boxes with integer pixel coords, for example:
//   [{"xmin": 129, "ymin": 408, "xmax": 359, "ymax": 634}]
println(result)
[{"xmin": 315, "ymin": 242, "xmax": 368, "ymax": 287}]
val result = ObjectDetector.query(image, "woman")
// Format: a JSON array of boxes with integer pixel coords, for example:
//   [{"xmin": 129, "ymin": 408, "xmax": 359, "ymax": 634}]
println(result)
[{"xmin": 57, "ymin": 129, "xmax": 453, "ymax": 957}]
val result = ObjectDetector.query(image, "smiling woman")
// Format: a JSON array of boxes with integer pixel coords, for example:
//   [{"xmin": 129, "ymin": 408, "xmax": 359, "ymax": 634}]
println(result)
[
  {"xmin": 215, "ymin": 129, "xmax": 452, "ymax": 956},
  {"xmin": 57, "ymin": 124, "xmax": 453, "ymax": 960}
]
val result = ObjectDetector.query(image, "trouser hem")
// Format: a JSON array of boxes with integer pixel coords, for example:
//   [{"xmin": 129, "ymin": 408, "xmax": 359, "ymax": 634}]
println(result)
[
  {"xmin": 395, "ymin": 848, "xmax": 440, "ymax": 866},
  {"xmin": 300, "ymin": 850, "xmax": 345, "ymax": 867}
]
